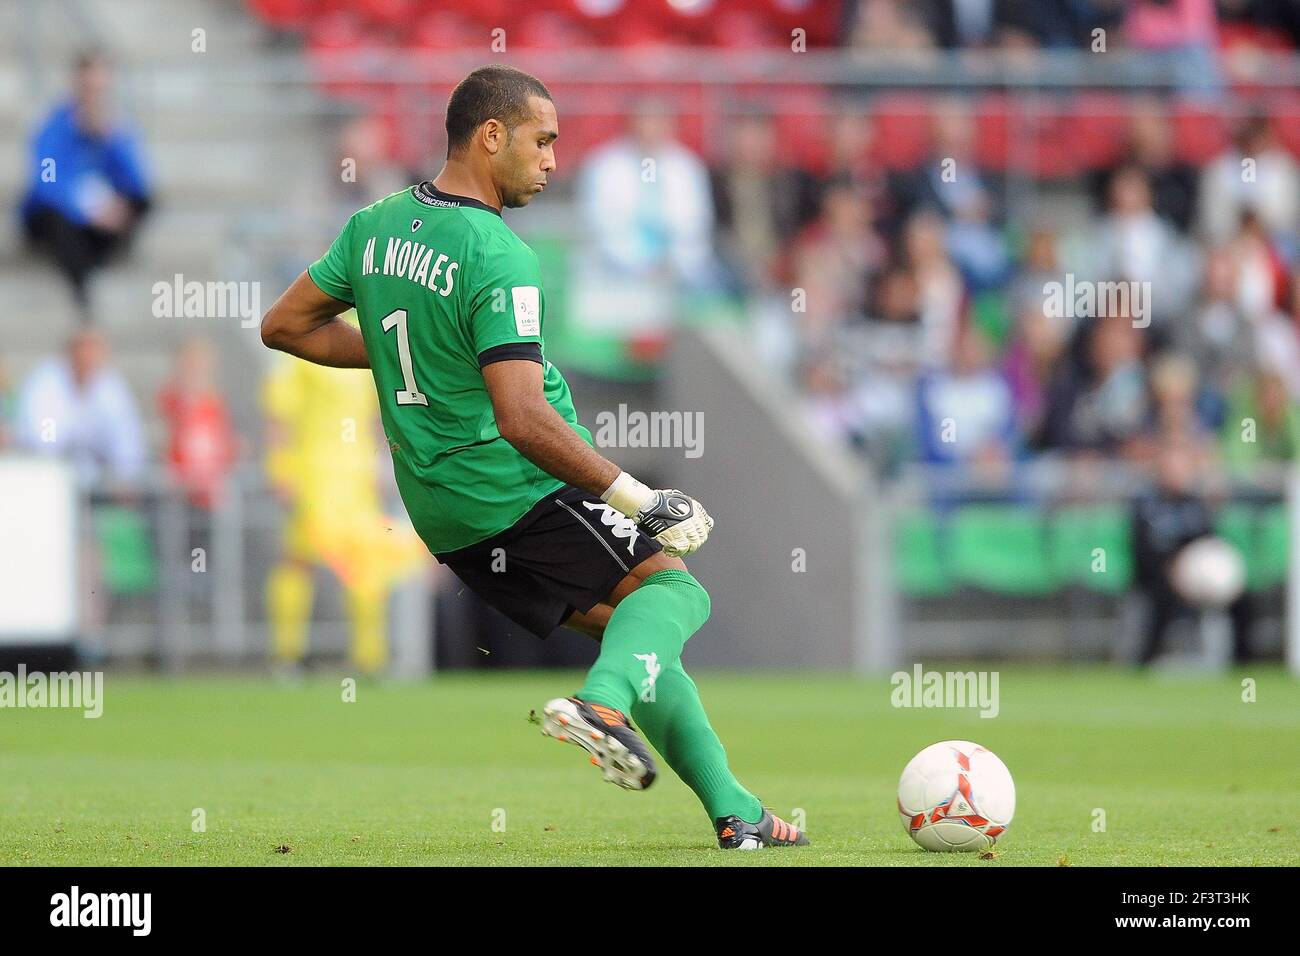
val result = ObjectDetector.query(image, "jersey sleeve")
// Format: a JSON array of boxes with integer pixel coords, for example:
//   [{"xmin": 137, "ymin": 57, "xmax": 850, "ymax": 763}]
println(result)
[
  {"xmin": 466, "ymin": 237, "xmax": 545, "ymax": 361},
  {"xmin": 307, "ymin": 214, "xmax": 357, "ymax": 304}
]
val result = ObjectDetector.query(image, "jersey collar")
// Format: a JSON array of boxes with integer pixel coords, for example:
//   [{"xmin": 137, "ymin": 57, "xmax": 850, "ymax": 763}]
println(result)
[{"xmin": 411, "ymin": 181, "xmax": 502, "ymax": 218}]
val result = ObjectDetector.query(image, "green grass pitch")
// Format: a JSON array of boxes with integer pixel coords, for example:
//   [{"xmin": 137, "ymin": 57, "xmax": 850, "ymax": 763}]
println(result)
[{"xmin": 2, "ymin": 667, "xmax": 1297, "ymax": 866}]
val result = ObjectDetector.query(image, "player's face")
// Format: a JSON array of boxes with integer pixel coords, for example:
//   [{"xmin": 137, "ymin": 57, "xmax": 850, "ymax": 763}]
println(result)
[{"xmin": 497, "ymin": 96, "xmax": 557, "ymax": 208}]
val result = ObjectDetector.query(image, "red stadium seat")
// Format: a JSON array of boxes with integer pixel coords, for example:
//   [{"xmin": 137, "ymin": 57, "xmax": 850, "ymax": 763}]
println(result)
[
  {"xmin": 707, "ymin": 10, "xmax": 782, "ymax": 50},
  {"xmin": 514, "ymin": 11, "xmax": 597, "ymax": 50},
  {"xmin": 1069, "ymin": 93, "xmax": 1129, "ymax": 170},
  {"xmin": 760, "ymin": 87, "xmax": 833, "ymax": 172},
  {"xmin": 356, "ymin": 0, "xmax": 418, "ymax": 30},
  {"xmin": 247, "ymin": 0, "xmax": 315, "ymax": 31},
  {"xmin": 405, "ymin": 11, "xmax": 480, "ymax": 51},
  {"xmin": 609, "ymin": 19, "xmax": 670, "ymax": 50},
  {"xmin": 870, "ymin": 94, "xmax": 933, "ymax": 171},
  {"xmin": 566, "ymin": 0, "xmax": 630, "ymax": 46},
  {"xmin": 1171, "ymin": 101, "xmax": 1230, "ymax": 164},
  {"xmin": 1218, "ymin": 23, "xmax": 1294, "ymax": 54},
  {"xmin": 760, "ymin": 0, "xmax": 845, "ymax": 48},
  {"xmin": 649, "ymin": 0, "xmax": 719, "ymax": 46},
  {"xmin": 306, "ymin": 12, "xmax": 376, "ymax": 102},
  {"xmin": 972, "ymin": 94, "xmax": 1011, "ymax": 171},
  {"xmin": 1268, "ymin": 93, "xmax": 1300, "ymax": 159}
]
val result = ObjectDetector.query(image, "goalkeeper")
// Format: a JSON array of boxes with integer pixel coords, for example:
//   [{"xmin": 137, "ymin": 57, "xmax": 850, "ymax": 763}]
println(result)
[{"xmin": 259, "ymin": 65, "xmax": 805, "ymax": 850}]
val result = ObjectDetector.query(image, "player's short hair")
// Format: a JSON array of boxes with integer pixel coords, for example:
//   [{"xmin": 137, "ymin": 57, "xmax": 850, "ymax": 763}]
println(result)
[{"xmin": 445, "ymin": 65, "xmax": 552, "ymax": 157}]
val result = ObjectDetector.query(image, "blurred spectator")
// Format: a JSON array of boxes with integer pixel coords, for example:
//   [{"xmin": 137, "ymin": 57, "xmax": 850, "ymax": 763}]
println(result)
[
  {"xmin": 1122, "ymin": 0, "xmax": 1220, "ymax": 91},
  {"xmin": 1218, "ymin": 0, "xmax": 1300, "ymax": 49},
  {"xmin": 1005, "ymin": 299, "xmax": 1069, "ymax": 441},
  {"xmin": 20, "ymin": 51, "xmax": 152, "ymax": 316},
  {"xmin": 1222, "ymin": 212, "xmax": 1300, "ymax": 395},
  {"xmin": 13, "ymin": 327, "xmax": 146, "ymax": 489},
  {"xmin": 792, "ymin": 106, "xmax": 891, "ymax": 238},
  {"xmin": 1222, "ymin": 365, "xmax": 1300, "ymax": 469},
  {"xmin": 710, "ymin": 113, "xmax": 804, "ymax": 294},
  {"xmin": 789, "ymin": 176, "xmax": 885, "ymax": 350},
  {"xmin": 1090, "ymin": 164, "xmax": 1197, "ymax": 322},
  {"xmin": 1252, "ymin": 308, "xmax": 1300, "ymax": 398},
  {"xmin": 1143, "ymin": 351, "xmax": 1222, "ymax": 455},
  {"xmin": 915, "ymin": 0, "xmax": 1059, "ymax": 49},
  {"xmin": 893, "ymin": 100, "xmax": 1010, "ymax": 291},
  {"xmin": 916, "ymin": 0, "xmax": 1003, "ymax": 48},
  {"xmin": 848, "ymin": 0, "xmax": 937, "ymax": 56},
  {"xmin": 1092, "ymin": 99, "xmax": 1199, "ymax": 232},
  {"xmin": 802, "ymin": 350, "xmax": 861, "ymax": 447},
  {"xmin": 1228, "ymin": 210, "xmax": 1290, "ymax": 322},
  {"xmin": 1007, "ymin": 0, "xmax": 1123, "ymax": 49},
  {"xmin": 1177, "ymin": 243, "xmax": 1259, "ymax": 412},
  {"xmin": 157, "ymin": 339, "xmax": 240, "ymax": 510},
  {"xmin": 578, "ymin": 98, "xmax": 716, "ymax": 288},
  {"xmin": 1125, "ymin": 0, "xmax": 1219, "ymax": 49},
  {"xmin": 1131, "ymin": 435, "xmax": 1254, "ymax": 664},
  {"xmin": 1003, "ymin": 223, "xmax": 1066, "ymax": 335},
  {"xmin": 873, "ymin": 0, "xmax": 1121, "ymax": 50},
  {"xmin": 566, "ymin": 98, "xmax": 717, "ymax": 378},
  {"xmin": 1040, "ymin": 314, "xmax": 1150, "ymax": 455},
  {"xmin": 846, "ymin": 267, "xmax": 928, "ymax": 470},
  {"xmin": 914, "ymin": 321, "xmax": 1020, "ymax": 478},
  {"xmin": 1008, "ymin": 224, "xmax": 1065, "ymax": 322},
  {"xmin": 903, "ymin": 209, "xmax": 965, "ymax": 365},
  {"xmin": 1198, "ymin": 115, "xmax": 1299, "ymax": 247}
]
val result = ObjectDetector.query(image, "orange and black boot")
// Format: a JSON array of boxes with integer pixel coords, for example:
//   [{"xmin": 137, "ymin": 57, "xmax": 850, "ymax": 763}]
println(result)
[
  {"xmin": 715, "ymin": 808, "xmax": 810, "ymax": 849},
  {"xmin": 539, "ymin": 696, "xmax": 657, "ymax": 791}
]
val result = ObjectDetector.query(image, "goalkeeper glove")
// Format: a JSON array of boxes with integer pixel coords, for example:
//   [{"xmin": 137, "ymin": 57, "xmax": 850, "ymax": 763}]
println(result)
[{"xmin": 601, "ymin": 471, "xmax": 714, "ymax": 557}]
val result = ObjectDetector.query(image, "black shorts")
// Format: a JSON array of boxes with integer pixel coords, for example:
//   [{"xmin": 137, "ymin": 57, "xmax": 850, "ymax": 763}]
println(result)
[{"xmin": 435, "ymin": 485, "xmax": 663, "ymax": 639}]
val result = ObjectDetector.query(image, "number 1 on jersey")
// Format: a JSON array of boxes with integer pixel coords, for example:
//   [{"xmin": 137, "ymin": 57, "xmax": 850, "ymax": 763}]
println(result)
[{"xmin": 381, "ymin": 308, "xmax": 429, "ymax": 406}]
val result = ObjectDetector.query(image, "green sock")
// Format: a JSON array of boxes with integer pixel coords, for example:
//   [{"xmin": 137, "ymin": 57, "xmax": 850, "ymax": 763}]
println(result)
[
  {"xmin": 632, "ymin": 660, "xmax": 763, "ymax": 824},
  {"xmin": 577, "ymin": 569, "xmax": 709, "ymax": 715},
  {"xmin": 573, "ymin": 568, "xmax": 760, "ymax": 824}
]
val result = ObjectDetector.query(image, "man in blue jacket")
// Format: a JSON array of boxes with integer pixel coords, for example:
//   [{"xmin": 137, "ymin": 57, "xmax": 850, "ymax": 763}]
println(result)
[{"xmin": 21, "ymin": 51, "xmax": 152, "ymax": 316}]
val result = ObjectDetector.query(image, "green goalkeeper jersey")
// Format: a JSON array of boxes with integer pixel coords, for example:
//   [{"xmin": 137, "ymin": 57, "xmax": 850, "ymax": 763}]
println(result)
[{"xmin": 307, "ymin": 181, "xmax": 593, "ymax": 554}]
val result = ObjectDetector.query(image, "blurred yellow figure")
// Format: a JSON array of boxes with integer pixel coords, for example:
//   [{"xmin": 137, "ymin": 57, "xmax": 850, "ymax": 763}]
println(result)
[{"xmin": 262, "ymin": 317, "xmax": 426, "ymax": 675}]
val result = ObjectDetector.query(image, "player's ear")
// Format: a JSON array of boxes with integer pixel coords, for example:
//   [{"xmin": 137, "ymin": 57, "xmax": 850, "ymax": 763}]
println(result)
[{"xmin": 480, "ymin": 118, "xmax": 503, "ymax": 155}]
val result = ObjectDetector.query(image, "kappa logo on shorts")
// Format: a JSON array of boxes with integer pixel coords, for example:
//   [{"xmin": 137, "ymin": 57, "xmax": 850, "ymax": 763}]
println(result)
[{"xmin": 581, "ymin": 501, "xmax": 639, "ymax": 554}]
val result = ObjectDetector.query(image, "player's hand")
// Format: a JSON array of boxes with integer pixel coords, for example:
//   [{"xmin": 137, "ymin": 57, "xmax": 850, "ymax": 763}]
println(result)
[
  {"xmin": 636, "ymin": 490, "xmax": 713, "ymax": 557},
  {"xmin": 601, "ymin": 472, "xmax": 714, "ymax": 557}
]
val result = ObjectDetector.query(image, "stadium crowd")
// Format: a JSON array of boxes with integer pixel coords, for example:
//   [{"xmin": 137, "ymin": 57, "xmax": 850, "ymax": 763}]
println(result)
[{"xmin": 730, "ymin": 100, "xmax": 1300, "ymax": 485}]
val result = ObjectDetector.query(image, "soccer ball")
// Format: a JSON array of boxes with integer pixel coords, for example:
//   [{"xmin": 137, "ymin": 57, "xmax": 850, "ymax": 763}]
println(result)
[
  {"xmin": 1170, "ymin": 535, "xmax": 1246, "ymax": 610},
  {"xmin": 897, "ymin": 740, "xmax": 1015, "ymax": 852}
]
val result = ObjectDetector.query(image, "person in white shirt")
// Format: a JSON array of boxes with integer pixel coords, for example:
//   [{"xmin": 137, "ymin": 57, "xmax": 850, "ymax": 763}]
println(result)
[
  {"xmin": 14, "ymin": 327, "xmax": 145, "ymax": 490},
  {"xmin": 1199, "ymin": 115, "xmax": 1299, "ymax": 247},
  {"xmin": 579, "ymin": 98, "xmax": 716, "ymax": 288}
]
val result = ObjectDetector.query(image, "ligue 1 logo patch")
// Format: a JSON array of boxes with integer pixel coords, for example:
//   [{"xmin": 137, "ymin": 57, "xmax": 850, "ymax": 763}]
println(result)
[
  {"xmin": 511, "ymin": 286, "xmax": 540, "ymax": 336},
  {"xmin": 411, "ymin": 218, "xmax": 423, "ymax": 232}
]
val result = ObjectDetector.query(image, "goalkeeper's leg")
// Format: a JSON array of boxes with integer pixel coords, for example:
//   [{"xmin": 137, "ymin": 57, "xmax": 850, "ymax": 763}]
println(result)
[
  {"xmin": 541, "ymin": 554, "xmax": 705, "ymax": 790},
  {"xmin": 560, "ymin": 562, "xmax": 763, "ymax": 825}
]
